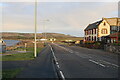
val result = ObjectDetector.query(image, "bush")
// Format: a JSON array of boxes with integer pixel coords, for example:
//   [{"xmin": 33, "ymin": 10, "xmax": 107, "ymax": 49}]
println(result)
[
  {"xmin": 83, "ymin": 41, "xmax": 103, "ymax": 49},
  {"xmin": 112, "ymin": 43, "xmax": 120, "ymax": 46}
]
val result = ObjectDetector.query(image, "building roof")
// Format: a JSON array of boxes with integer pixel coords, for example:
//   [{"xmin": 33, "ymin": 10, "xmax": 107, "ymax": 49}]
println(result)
[
  {"xmin": 103, "ymin": 18, "xmax": 120, "ymax": 26},
  {"xmin": 84, "ymin": 20, "xmax": 102, "ymax": 31},
  {"xmin": 84, "ymin": 17, "xmax": 120, "ymax": 31}
]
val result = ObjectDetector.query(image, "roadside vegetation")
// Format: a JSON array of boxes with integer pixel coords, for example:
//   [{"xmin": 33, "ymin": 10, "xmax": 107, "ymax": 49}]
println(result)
[
  {"xmin": 2, "ymin": 42, "xmax": 44, "ymax": 61},
  {"xmin": 81, "ymin": 41, "xmax": 103, "ymax": 49},
  {"xmin": 112, "ymin": 42, "xmax": 120, "ymax": 46},
  {"xmin": 2, "ymin": 68, "xmax": 23, "ymax": 80},
  {"xmin": 2, "ymin": 42, "xmax": 45, "ymax": 79}
]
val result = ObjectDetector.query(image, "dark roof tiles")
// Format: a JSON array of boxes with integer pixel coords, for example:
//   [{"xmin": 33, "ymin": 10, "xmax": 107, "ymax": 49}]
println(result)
[
  {"xmin": 84, "ymin": 20, "xmax": 102, "ymax": 31},
  {"xmin": 84, "ymin": 18, "xmax": 120, "ymax": 31}
]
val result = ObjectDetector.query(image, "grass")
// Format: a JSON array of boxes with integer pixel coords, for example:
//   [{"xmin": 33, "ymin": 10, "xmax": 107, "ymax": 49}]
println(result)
[
  {"xmin": 1, "ymin": 42, "xmax": 44, "ymax": 80},
  {"xmin": 2, "ymin": 68, "xmax": 23, "ymax": 80},
  {"xmin": 2, "ymin": 42, "xmax": 44, "ymax": 61},
  {"xmin": 2, "ymin": 47, "xmax": 43, "ymax": 61}
]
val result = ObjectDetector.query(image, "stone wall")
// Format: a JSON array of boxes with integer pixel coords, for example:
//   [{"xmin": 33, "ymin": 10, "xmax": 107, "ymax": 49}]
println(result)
[{"xmin": 104, "ymin": 44, "xmax": 120, "ymax": 54}]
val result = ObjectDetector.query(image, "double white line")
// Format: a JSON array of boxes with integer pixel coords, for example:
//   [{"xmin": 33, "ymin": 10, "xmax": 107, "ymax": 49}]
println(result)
[
  {"xmin": 89, "ymin": 59, "xmax": 106, "ymax": 67},
  {"xmin": 49, "ymin": 44, "xmax": 65, "ymax": 80}
]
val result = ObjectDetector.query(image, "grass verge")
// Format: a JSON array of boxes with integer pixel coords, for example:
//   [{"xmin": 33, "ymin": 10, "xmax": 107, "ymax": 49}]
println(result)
[
  {"xmin": 2, "ymin": 42, "xmax": 44, "ymax": 61},
  {"xmin": 2, "ymin": 68, "xmax": 23, "ymax": 80}
]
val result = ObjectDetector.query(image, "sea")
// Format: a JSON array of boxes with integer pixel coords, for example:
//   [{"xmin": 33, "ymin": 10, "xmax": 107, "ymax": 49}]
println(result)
[{"xmin": 4, "ymin": 40, "xmax": 21, "ymax": 46}]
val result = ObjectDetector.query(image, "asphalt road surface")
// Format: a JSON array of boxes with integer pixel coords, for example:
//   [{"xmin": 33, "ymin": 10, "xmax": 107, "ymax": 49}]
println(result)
[
  {"xmin": 16, "ymin": 45, "xmax": 57, "ymax": 78},
  {"xmin": 16, "ymin": 43, "xmax": 119, "ymax": 79},
  {"xmin": 50, "ymin": 43, "xmax": 119, "ymax": 78}
]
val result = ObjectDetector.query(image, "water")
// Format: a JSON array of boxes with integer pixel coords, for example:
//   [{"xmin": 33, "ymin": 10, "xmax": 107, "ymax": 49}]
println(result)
[{"xmin": 4, "ymin": 40, "xmax": 21, "ymax": 46}]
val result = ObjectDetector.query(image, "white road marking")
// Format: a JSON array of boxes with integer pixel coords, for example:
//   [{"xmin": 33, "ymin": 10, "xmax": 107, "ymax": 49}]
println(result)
[
  {"xmin": 99, "ymin": 63, "xmax": 106, "ymax": 67},
  {"xmin": 57, "ymin": 65, "xmax": 60, "ymax": 68},
  {"xmin": 53, "ymin": 43, "xmax": 74, "ymax": 53},
  {"xmin": 56, "ymin": 62, "xmax": 59, "ymax": 65},
  {"xmin": 89, "ymin": 59, "xmax": 99, "ymax": 64},
  {"xmin": 51, "ymin": 44, "xmax": 118, "ymax": 69},
  {"xmin": 111, "ymin": 64, "xmax": 119, "ymax": 67},
  {"xmin": 53, "ymin": 44, "xmax": 94, "ymax": 59},
  {"xmin": 49, "ymin": 44, "xmax": 65, "ymax": 80},
  {"xmin": 60, "ymin": 71, "xmax": 65, "ymax": 80},
  {"xmin": 99, "ymin": 60, "xmax": 119, "ymax": 68},
  {"xmin": 89, "ymin": 59, "xmax": 106, "ymax": 67}
]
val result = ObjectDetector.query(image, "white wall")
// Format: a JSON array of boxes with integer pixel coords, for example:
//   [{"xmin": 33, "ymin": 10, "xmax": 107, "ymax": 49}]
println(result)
[{"xmin": 98, "ymin": 20, "xmax": 110, "ymax": 37}]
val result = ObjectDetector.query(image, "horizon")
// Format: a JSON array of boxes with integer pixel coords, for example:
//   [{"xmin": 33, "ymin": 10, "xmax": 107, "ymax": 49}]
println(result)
[
  {"xmin": 1, "ymin": 2, "xmax": 118, "ymax": 37},
  {"xmin": 2, "ymin": 31, "xmax": 84, "ymax": 37}
]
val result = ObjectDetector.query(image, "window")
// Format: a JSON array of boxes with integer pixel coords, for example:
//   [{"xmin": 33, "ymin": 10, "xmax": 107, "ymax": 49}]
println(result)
[
  {"xmin": 89, "ymin": 36, "xmax": 91, "ymax": 41},
  {"xmin": 118, "ymin": 26, "xmax": 120, "ymax": 32},
  {"xmin": 94, "ymin": 29, "xmax": 96, "ymax": 34},
  {"xmin": 101, "ymin": 29, "xmax": 107, "ymax": 34},
  {"xmin": 87, "ymin": 37, "xmax": 89, "ymax": 41},
  {"xmin": 92, "ymin": 29, "xmax": 93, "ymax": 34},
  {"xmin": 94, "ymin": 36, "xmax": 96, "ymax": 41},
  {"xmin": 88, "ymin": 30, "xmax": 90, "ymax": 35},
  {"xmin": 86, "ymin": 31, "xmax": 87, "ymax": 35},
  {"xmin": 111, "ymin": 26, "xmax": 119, "ymax": 34},
  {"xmin": 111, "ymin": 26, "xmax": 118, "ymax": 31},
  {"xmin": 92, "ymin": 36, "xmax": 93, "ymax": 41}
]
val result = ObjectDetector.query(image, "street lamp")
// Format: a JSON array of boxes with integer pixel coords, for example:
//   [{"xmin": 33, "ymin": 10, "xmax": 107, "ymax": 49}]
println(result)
[{"xmin": 34, "ymin": 0, "xmax": 37, "ymax": 57}]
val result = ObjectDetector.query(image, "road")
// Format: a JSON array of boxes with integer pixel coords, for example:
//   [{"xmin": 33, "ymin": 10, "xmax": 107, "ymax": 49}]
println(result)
[
  {"xmin": 16, "ymin": 45, "xmax": 57, "ymax": 78},
  {"xmin": 50, "ymin": 43, "xmax": 119, "ymax": 78},
  {"xmin": 16, "ymin": 43, "xmax": 119, "ymax": 79}
]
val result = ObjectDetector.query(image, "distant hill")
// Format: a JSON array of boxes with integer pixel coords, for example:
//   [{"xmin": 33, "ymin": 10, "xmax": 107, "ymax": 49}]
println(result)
[{"xmin": 1, "ymin": 32, "xmax": 83, "ymax": 41}]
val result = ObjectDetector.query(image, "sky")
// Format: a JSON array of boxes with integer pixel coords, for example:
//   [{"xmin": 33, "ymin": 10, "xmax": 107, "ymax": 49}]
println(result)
[{"xmin": 1, "ymin": 1, "xmax": 118, "ymax": 37}]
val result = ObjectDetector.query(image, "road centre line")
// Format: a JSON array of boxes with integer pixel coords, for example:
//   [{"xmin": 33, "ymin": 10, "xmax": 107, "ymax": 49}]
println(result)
[
  {"xmin": 89, "ymin": 59, "xmax": 106, "ymax": 67},
  {"xmin": 49, "ymin": 44, "xmax": 65, "ymax": 80},
  {"xmin": 99, "ymin": 63, "xmax": 106, "ymax": 67},
  {"xmin": 52, "ymin": 44, "xmax": 119, "ymax": 69},
  {"xmin": 55, "ymin": 44, "xmax": 118, "ymax": 68},
  {"xmin": 99, "ymin": 60, "xmax": 119, "ymax": 68},
  {"xmin": 53, "ymin": 43, "xmax": 74, "ymax": 53}
]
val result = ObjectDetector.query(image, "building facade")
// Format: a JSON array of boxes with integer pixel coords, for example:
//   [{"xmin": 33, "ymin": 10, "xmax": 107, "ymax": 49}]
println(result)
[{"xmin": 84, "ymin": 18, "xmax": 120, "ymax": 43}]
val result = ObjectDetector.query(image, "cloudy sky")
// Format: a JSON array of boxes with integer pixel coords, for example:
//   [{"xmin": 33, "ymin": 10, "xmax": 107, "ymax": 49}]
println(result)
[{"xmin": 1, "ymin": 1, "xmax": 118, "ymax": 37}]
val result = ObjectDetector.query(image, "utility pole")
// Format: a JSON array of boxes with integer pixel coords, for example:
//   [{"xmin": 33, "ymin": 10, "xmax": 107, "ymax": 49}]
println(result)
[{"xmin": 34, "ymin": 0, "xmax": 37, "ymax": 57}]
